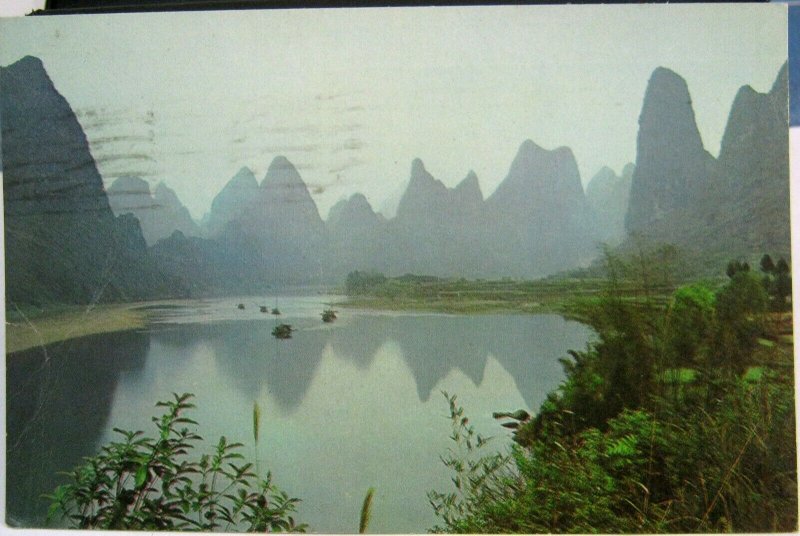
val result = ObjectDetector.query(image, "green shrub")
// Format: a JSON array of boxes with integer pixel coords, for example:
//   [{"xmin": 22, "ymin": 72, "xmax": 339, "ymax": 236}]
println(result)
[
  {"xmin": 665, "ymin": 282, "xmax": 716, "ymax": 368},
  {"xmin": 427, "ymin": 392, "xmax": 516, "ymax": 533},
  {"xmin": 432, "ymin": 374, "xmax": 796, "ymax": 533},
  {"xmin": 430, "ymin": 264, "xmax": 796, "ymax": 533},
  {"xmin": 712, "ymin": 271, "xmax": 769, "ymax": 373},
  {"xmin": 45, "ymin": 393, "xmax": 307, "ymax": 532}
]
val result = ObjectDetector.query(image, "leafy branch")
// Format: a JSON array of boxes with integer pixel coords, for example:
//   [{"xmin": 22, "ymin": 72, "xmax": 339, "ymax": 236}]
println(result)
[{"xmin": 45, "ymin": 393, "xmax": 307, "ymax": 532}]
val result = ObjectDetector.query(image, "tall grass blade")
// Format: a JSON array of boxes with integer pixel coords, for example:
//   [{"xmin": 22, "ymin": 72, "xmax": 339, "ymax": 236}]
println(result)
[
  {"xmin": 359, "ymin": 486, "xmax": 375, "ymax": 533},
  {"xmin": 253, "ymin": 401, "xmax": 261, "ymax": 444}
]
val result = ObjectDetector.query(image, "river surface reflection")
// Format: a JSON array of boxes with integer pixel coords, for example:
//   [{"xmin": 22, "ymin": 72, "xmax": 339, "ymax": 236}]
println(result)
[{"xmin": 6, "ymin": 296, "xmax": 593, "ymax": 532}]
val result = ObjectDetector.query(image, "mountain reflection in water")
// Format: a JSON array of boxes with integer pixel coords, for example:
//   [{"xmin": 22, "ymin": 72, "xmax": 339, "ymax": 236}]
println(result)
[{"xmin": 6, "ymin": 303, "xmax": 592, "ymax": 532}]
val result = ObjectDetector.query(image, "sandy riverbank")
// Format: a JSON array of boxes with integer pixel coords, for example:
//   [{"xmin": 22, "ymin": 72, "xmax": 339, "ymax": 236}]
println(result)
[{"xmin": 5, "ymin": 303, "xmax": 149, "ymax": 354}]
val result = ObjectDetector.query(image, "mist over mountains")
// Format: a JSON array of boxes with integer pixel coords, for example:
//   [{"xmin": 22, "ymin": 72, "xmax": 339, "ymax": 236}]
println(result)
[
  {"xmin": 199, "ymin": 141, "xmax": 604, "ymax": 282},
  {"xmin": 203, "ymin": 166, "xmax": 259, "ymax": 238},
  {"xmin": 621, "ymin": 63, "xmax": 790, "ymax": 271},
  {"xmin": 585, "ymin": 164, "xmax": 634, "ymax": 246},
  {"xmin": 1, "ymin": 56, "xmax": 173, "ymax": 304},
  {"xmin": 107, "ymin": 175, "xmax": 199, "ymax": 246},
  {"xmin": 0, "ymin": 55, "xmax": 789, "ymax": 305}
]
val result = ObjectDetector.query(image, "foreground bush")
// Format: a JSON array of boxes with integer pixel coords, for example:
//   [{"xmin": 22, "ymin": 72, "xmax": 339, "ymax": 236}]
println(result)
[
  {"xmin": 430, "ymin": 262, "xmax": 797, "ymax": 533},
  {"xmin": 46, "ymin": 393, "xmax": 306, "ymax": 532}
]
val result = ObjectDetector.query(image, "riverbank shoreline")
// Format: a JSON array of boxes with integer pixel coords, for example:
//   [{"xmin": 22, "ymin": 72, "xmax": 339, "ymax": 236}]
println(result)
[
  {"xmin": 4, "ymin": 293, "xmax": 342, "ymax": 353},
  {"xmin": 2, "ymin": 278, "xmax": 673, "ymax": 353},
  {"xmin": 5, "ymin": 303, "xmax": 150, "ymax": 354},
  {"xmin": 335, "ymin": 275, "xmax": 683, "ymax": 319},
  {"xmin": 338, "ymin": 295, "xmax": 561, "ymax": 315}
]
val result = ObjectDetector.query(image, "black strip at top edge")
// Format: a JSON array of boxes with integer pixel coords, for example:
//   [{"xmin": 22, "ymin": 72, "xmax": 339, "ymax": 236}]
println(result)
[{"xmin": 34, "ymin": 0, "xmax": 769, "ymax": 15}]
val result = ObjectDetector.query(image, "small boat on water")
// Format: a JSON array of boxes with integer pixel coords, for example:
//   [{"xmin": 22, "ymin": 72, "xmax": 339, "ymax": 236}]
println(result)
[{"xmin": 272, "ymin": 323, "xmax": 293, "ymax": 339}]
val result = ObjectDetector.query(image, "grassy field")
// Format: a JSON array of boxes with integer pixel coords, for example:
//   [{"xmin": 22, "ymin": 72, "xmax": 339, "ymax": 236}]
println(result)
[
  {"xmin": 5, "ymin": 303, "xmax": 148, "ymax": 354},
  {"xmin": 339, "ymin": 276, "xmax": 679, "ymax": 316}
]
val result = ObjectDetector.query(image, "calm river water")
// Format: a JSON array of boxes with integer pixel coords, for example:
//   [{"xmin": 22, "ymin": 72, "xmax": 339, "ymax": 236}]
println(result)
[{"xmin": 6, "ymin": 296, "xmax": 592, "ymax": 532}]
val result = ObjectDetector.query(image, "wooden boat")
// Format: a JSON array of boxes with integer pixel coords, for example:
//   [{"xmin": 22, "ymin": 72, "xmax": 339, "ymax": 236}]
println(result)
[{"xmin": 272, "ymin": 323, "xmax": 293, "ymax": 339}]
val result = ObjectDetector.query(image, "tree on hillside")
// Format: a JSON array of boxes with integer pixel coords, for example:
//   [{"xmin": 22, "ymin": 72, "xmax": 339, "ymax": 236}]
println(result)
[
  {"xmin": 756, "ymin": 255, "xmax": 792, "ymax": 310},
  {"xmin": 345, "ymin": 271, "xmax": 387, "ymax": 295},
  {"xmin": 760, "ymin": 254, "xmax": 775, "ymax": 274},
  {"xmin": 726, "ymin": 259, "xmax": 750, "ymax": 279}
]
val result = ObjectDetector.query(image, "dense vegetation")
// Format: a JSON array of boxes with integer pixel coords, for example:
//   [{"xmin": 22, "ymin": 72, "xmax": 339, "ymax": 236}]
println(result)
[
  {"xmin": 429, "ymin": 255, "xmax": 796, "ymax": 533},
  {"xmin": 46, "ymin": 394, "xmax": 306, "ymax": 532}
]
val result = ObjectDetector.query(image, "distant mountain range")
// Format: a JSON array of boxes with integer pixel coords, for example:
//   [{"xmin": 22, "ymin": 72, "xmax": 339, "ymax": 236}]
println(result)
[
  {"xmin": 107, "ymin": 176, "xmax": 199, "ymax": 246},
  {"xmin": 201, "ymin": 142, "xmax": 604, "ymax": 282},
  {"xmin": 585, "ymin": 164, "xmax": 634, "ymax": 247},
  {"xmin": 1, "ymin": 55, "xmax": 789, "ymax": 305}
]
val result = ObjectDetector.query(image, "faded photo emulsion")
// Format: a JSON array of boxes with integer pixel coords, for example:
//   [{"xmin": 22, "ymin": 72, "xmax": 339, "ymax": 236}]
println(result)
[{"xmin": 1, "ymin": 5, "xmax": 795, "ymax": 533}]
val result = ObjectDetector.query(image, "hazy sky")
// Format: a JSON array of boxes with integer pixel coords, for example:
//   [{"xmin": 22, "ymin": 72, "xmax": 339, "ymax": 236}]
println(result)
[{"xmin": 0, "ymin": 5, "xmax": 788, "ymax": 219}]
